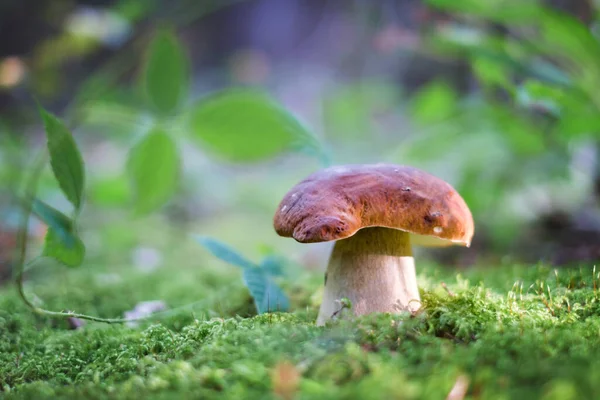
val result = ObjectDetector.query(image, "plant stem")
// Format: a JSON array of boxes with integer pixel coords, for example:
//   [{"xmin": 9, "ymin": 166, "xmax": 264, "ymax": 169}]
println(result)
[
  {"xmin": 14, "ymin": 153, "xmax": 124, "ymax": 323},
  {"xmin": 13, "ymin": 150, "xmax": 239, "ymax": 324}
]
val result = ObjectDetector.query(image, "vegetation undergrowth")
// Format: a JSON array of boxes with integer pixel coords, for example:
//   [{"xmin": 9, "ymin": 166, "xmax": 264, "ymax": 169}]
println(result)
[{"xmin": 1, "ymin": 256, "xmax": 599, "ymax": 400}]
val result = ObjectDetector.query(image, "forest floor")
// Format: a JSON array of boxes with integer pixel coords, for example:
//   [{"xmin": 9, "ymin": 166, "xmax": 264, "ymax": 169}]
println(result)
[{"xmin": 0, "ymin": 216, "xmax": 599, "ymax": 399}]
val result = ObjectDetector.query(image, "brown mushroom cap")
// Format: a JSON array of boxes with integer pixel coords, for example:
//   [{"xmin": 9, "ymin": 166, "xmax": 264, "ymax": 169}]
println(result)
[{"xmin": 273, "ymin": 163, "xmax": 474, "ymax": 247}]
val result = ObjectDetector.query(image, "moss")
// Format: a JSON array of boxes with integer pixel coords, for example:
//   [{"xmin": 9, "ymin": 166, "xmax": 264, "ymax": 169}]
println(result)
[{"xmin": 2, "ymin": 254, "xmax": 600, "ymax": 399}]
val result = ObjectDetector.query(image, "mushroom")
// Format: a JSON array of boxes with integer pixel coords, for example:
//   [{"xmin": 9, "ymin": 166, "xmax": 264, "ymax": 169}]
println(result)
[{"xmin": 273, "ymin": 163, "xmax": 474, "ymax": 325}]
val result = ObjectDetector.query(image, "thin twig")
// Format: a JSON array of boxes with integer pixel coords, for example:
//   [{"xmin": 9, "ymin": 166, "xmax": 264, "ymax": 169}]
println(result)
[
  {"xmin": 14, "ymin": 152, "xmax": 240, "ymax": 323},
  {"xmin": 14, "ymin": 151, "xmax": 131, "ymax": 323},
  {"xmin": 441, "ymin": 282, "xmax": 455, "ymax": 297},
  {"xmin": 14, "ymin": 151, "xmax": 47, "ymax": 313}
]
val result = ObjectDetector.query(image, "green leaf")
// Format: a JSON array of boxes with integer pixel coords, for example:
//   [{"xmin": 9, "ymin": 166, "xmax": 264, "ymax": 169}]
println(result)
[
  {"xmin": 126, "ymin": 128, "xmax": 180, "ymax": 215},
  {"xmin": 518, "ymin": 80, "xmax": 600, "ymax": 139},
  {"xmin": 425, "ymin": 0, "xmax": 543, "ymax": 24},
  {"xmin": 471, "ymin": 56, "xmax": 513, "ymax": 91},
  {"xmin": 26, "ymin": 198, "xmax": 86, "ymax": 267},
  {"xmin": 143, "ymin": 28, "xmax": 189, "ymax": 115},
  {"xmin": 189, "ymin": 89, "xmax": 320, "ymax": 162},
  {"xmin": 195, "ymin": 236, "xmax": 255, "ymax": 269},
  {"xmin": 89, "ymin": 174, "xmax": 132, "ymax": 208},
  {"xmin": 538, "ymin": 11, "xmax": 600, "ymax": 67},
  {"xmin": 260, "ymin": 255, "xmax": 285, "ymax": 277},
  {"xmin": 242, "ymin": 267, "xmax": 289, "ymax": 314},
  {"xmin": 195, "ymin": 236, "xmax": 289, "ymax": 313},
  {"xmin": 39, "ymin": 108, "xmax": 86, "ymax": 210},
  {"xmin": 30, "ymin": 199, "xmax": 76, "ymax": 248},
  {"xmin": 43, "ymin": 228, "xmax": 86, "ymax": 268},
  {"xmin": 410, "ymin": 81, "xmax": 458, "ymax": 125},
  {"xmin": 556, "ymin": 106, "xmax": 600, "ymax": 139}
]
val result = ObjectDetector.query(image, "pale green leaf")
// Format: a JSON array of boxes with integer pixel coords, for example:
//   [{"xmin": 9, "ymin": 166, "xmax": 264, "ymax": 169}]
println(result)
[
  {"xmin": 189, "ymin": 90, "xmax": 321, "ymax": 162},
  {"xmin": 143, "ymin": 28, "xmax": 189, "ymax": 115},
  {"xmin": 89, "ymin": 174, "xmax": 132, "ymax": 208},
  {"xmin": 126, "ymin": 128, "xmax": 180, "ymax": 215}
]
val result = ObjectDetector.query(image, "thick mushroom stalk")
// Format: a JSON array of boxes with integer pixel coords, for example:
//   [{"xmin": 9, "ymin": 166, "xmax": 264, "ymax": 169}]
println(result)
[{"xmin": 317, "ymin": 227, "xmax": 420, "ymax": 326}]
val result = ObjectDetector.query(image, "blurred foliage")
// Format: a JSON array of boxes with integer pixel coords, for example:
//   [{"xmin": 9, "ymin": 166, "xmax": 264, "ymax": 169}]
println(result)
[
  {"xmin": 15, "ymin": 25, "xmax": 325, "ymax": 305},
  {"xmin": 389, "ymin": 0, "xmax": 600, "ymax": 250},
  {"xmin": 1, "ymin": 0, "xmax": 599, "ymax": 276},
  {"xmin": 1, "ymin": 0, "xmax": 599, "ymax": 270}
]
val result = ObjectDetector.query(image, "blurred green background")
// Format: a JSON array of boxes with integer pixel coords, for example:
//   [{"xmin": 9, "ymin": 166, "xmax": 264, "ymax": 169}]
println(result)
[{"xmin": 2, "ymin": 0, "xmax": 600, "ymax": 285}]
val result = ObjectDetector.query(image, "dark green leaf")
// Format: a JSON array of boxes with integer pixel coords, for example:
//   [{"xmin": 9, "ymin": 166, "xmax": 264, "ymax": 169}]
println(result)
[
  {"xmin": 189, "ymin": 89, "xmax": 321, "ymax": 162},
  {"xmin": 242, "ymin": 267, "xmax": 289, "ymax": 314},
  {"xmin": 43, "ymin": 228, "xmax": 86, "ymax": 268},
  {"xmin": 126, "ymin": 128, "xmax": 180, "ymax": 215},
  {"xmin": 39, "ymin": 108, "xmax": 86, "ymax": 210},
  {"xmin": 143, "ymin": 28, "xmax": 189, "ymax": 115},
  {"xmin": 195, "ymin": 236, "xmax": 255, "ymax": 269}
]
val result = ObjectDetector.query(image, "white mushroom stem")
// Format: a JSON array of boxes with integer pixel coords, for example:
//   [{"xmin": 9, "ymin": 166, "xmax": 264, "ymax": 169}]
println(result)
[{"xmin": 316, "ymin": 227, "xmax": 421, "ymax": 326}]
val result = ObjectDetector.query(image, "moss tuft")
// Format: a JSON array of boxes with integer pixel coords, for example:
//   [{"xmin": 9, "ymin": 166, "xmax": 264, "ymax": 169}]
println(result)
[{"xmin": 2, "ymin": 259, "xmax": 600, "ymax": 399}]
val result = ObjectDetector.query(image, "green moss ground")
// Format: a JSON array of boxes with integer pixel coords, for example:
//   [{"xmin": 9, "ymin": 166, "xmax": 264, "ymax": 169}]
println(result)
[{"xmin": 1, "ymin": 216, "xmax": 600, "ymax": 399}]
